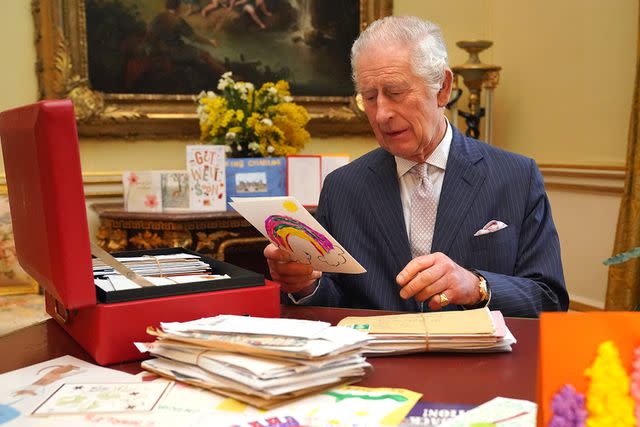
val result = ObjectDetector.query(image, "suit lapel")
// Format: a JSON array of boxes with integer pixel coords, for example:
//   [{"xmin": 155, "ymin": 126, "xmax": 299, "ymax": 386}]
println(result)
[
  {"xmin": 365, "ymin": 150, "xmax": 413, "ymax": 269},
  {"xmin": 432, "ymin": 127, "xmax": 486, "ymax": 254}
]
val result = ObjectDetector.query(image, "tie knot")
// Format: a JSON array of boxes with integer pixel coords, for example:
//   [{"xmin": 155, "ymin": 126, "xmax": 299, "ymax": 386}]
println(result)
[{"xmin": 410, "ymin": 163, "xmax": 429, "ymax": 179}]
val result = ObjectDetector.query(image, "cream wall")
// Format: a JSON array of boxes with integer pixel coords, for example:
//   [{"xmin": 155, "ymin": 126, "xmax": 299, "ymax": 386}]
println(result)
[
  {"xmin": 1, "ymin": 1, "xmax": 39, "ymax": 111},
  {"xmin": 1, "ymin": 0, "xmax": 638, "ymax": 309},
  {"xmin": 397, "ymin": 0, "xmax": 637, "ymax": 164}
]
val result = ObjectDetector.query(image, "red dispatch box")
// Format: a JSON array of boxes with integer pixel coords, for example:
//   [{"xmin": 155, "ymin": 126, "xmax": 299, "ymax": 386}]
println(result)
[{"xmin": 0, "ymin": 100, "xmax": 281, "ymax": 365}]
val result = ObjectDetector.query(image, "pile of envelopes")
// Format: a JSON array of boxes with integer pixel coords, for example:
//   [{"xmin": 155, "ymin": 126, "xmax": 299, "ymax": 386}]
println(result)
[
  {"xmin": 137, "ymin": 315, "xmax": 371, "ymax": 409},
  {"xmin": 337, "ymin": 307, "xmax": 516, "ymax": 355}
]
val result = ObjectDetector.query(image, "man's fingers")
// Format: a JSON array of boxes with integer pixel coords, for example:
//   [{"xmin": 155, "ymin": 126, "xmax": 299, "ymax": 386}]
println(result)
[
  {"xmin": 398, "ymin": 261, "xmax": 447, "ymax": 299},
  {"xmin": 413, "ymin": 274, "xmax": 449, "ymax": 303},
  {"xmin": 427, "ymin": 289, "xmax": 453, "ymax": 311},
  {"xmin": 270, "ymin": 270, "xmax": 321, "ymax": 294},
  {"xmin": 264, "ymin": 244, "xmax": 292, "ymax": 262},
  {"xmin": 396, "ymin": 254, "xmax": 437, "ymax": 285},
  {"xmin": 267, "ymin": 258, "xmax": 314, "ymax": 276}
]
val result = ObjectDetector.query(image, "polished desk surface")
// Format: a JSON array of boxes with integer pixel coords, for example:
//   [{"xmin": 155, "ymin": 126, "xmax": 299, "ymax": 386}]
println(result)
[{"xmin": 0, "ymin": 306, "xmax": 538, "ymax": 405}]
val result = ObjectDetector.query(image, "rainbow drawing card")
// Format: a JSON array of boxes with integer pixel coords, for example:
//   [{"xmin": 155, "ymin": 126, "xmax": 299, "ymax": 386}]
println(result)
[{"xmin": 230, "ymin": 196, "xmax": 366, "ymax": 274}]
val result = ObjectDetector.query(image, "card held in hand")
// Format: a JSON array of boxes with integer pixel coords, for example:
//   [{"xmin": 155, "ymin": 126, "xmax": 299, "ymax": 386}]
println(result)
[{"xmin": 230, "ymin": 196, "xmax": 366, "ymax": 274}]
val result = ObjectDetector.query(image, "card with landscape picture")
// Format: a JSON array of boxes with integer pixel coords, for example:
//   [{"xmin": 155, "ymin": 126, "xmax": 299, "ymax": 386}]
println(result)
[
  {"xmin": 225, "ymin": 157, "xmax": 286, "ymax": 209},
  {"xmin": 230, "ymin": 196, "xmax": 365, "ymax": 274},
  {"xmin": 161, "ymin": 171, "xmax": 190, "ymax": 212}
]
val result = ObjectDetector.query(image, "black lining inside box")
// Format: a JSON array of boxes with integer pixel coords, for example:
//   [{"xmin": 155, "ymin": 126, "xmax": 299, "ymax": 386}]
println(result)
[{"xmin": 94, "ymin": 247, "xmax": 264, "ymax": 304}]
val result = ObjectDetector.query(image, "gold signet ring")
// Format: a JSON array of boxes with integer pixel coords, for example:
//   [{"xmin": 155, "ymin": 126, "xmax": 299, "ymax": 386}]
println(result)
[{"xmin": 439, "ymin": 292, "xmax": 450, "ymax": 307}]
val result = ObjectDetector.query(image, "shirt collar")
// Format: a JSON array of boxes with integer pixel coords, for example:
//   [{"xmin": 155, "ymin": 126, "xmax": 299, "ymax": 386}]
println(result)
[{"xmin": 395, "ymin": 118, "xmax": 452, "ymax": 177}]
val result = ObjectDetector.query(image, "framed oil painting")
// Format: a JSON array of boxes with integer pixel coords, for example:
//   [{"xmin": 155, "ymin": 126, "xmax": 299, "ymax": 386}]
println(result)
[{"xmin": 33, "ymin": 0, "xmax": 392, "ymax": 138}]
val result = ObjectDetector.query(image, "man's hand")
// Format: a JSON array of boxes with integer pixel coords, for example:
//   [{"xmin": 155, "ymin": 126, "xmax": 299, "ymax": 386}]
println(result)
[
  {"xmin": 396, "ymin": 252, "xmax": 481, "ymax": 310},
  {"xmin": 264, "ymin": 243, "xmax": 321, "ymax": 296}
]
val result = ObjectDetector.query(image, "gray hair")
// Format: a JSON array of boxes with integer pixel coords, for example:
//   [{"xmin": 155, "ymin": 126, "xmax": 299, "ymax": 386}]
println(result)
[{"xmin": 351, "ymin": 16, "xmax": 449, "ymax": 91}]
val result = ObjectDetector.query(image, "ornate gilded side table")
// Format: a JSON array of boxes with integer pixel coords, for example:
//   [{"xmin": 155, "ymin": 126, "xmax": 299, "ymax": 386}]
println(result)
[{"xmin": 91, "ymin": 203, "xmax": 270, "ymax": 275}]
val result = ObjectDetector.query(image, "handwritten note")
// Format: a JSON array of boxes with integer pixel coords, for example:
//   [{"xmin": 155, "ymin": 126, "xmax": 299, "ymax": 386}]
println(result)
[{"xmin": 186, "ymin": 145, "xmax": 226, "ymax": 211}]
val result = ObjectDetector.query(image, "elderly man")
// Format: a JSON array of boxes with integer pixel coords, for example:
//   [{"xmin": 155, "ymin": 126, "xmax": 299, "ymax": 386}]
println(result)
[{"xmin": 264, "ymin": 16, "xmax": 568, "ymax": 317}]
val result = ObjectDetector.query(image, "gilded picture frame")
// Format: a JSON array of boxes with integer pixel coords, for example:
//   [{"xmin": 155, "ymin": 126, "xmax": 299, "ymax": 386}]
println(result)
[{"xmin": 32, "ymin": 0, "xmax": 392, "ymax": 138}]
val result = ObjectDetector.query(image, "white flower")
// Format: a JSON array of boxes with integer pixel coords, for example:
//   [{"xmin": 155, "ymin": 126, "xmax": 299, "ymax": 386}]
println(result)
[
  {"xmin": 260, "ymin": 118, "xmax": 273, "ymax": 126},
  {"xmin": 224, "ymin": 145, "xmax": 232, "ymax": 153},
  {"xmin": 196, "ymin": 105, "xmax": 207, "ymax": 124},
  {"xmin": 225, "ymin": 132, "xmax": 236, "ymax": 141},
  {"xmin": 268, "ymin": 87, "xmax": 278, "ymax": 96},
  {"xmin": 283, "ymin": 96, "xmax": 293, "ymax": 102},
  {"xmin": 197, "ymin": 90, "xmax": 206, "ymax": 98},
  {"xmin": 267, "ymin": 146, "xmax": 275, "ymax": 153},
  {"xmin": 248, "ymin": 142, "xmax": 260, "ymax": 152},
  {"xmin": 217, "ymin": 80, "xmax": 229, "ymax": 90},
  {"xmin": 222, "ymin": 71, "xmax": 233, "ymax": 79},
  {"xmin": 206, "ymin": 91, "xmax": 216, "ymax": 98},
  {"xmin": 236, "ymin": 144, "xmax": 243, "ymax": 151}
]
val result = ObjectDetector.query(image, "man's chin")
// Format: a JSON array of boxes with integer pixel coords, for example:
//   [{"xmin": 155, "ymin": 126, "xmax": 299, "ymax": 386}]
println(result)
[{"xmin": 380, "ymin": 140, "xmax": 417, "ymax": 158}]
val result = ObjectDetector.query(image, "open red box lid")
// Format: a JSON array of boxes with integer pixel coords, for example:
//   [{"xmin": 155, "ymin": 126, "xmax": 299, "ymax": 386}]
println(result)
[{"xmin": 0, "ymin": 100, "xmax": 95, "ymax": 309}]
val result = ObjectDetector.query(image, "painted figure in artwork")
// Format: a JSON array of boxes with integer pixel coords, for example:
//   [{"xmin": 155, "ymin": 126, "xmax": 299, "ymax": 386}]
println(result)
[{"xmin": 201, "ymin": 0, "xmax": 273, "ymax": 30}]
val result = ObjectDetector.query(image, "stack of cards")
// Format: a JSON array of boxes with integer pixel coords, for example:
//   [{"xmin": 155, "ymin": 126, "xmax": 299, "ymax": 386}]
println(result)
[
  {"xmin": 137, "ymin": 315, "xmax": 372, "ymax": 409},
  {"xmin": 338, "ymin": 308, "xmax": 517, "ymax": 355},
  {"xmin": 92, "ymin": 253, "xmax": 228, "ymax": 292}
]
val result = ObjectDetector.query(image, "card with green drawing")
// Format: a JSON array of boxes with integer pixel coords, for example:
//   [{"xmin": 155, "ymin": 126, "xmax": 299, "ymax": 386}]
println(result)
[{"xmin": 32, "ymin": 382, "xmax": 172, "ymax": 416}]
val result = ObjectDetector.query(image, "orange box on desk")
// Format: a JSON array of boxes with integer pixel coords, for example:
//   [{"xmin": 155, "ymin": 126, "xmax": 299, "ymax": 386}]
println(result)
[
  {"xmin": 0, "ymin": 100, "xmax": 281, "ymax": 366},
  {"xmin": 538, "ymin": 311, "xmax": 640, "ymax": 426}
]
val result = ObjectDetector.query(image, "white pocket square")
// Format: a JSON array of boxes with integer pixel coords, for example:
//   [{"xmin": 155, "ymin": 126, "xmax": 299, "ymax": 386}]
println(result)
[{"xmin": 474, "ymin": 220, "xmax": 508, "ymax": 237}]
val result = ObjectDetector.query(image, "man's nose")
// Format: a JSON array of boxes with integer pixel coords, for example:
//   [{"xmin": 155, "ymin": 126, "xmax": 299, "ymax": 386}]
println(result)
[{"xmin": 375, "ymin": 96, "xmax": 394, "ymax": 124}]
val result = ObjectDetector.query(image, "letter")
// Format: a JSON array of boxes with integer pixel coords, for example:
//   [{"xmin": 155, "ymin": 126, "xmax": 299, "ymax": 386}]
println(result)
[{"xmin": 195, "ymin": 151, "xmax": 204, "ymax": 164}]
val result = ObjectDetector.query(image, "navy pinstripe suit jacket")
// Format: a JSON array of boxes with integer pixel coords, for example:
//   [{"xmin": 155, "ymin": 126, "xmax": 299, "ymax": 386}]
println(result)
[{"xmin": 302, "ymin": 126, "xmax": 568, "ymax": 317}]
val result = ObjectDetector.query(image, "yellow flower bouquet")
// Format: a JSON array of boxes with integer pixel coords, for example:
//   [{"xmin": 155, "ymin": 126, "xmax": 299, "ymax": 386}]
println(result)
[{"xmin": 197, "ymin": 72, "xmax": 310, "ymax": 158}]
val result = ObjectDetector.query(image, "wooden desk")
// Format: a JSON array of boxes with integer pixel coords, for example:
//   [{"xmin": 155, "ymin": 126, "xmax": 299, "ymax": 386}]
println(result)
[
  {"xmin": 91, "ymin": 202, "xmax": 270, "ymax": 275},
  {"xmin": 0, "ymin": 306, "xmax": 537, "ymax": 404}
]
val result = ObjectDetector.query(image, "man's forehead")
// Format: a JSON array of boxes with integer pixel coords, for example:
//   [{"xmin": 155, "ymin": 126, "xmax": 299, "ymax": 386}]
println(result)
[
  {"xmin": 356, "ymin": 74, "xmax": 412, "ymax": 92},
  {"xmin": 354, "ymin": 61, "xmax": 419, "ymax": 92}
]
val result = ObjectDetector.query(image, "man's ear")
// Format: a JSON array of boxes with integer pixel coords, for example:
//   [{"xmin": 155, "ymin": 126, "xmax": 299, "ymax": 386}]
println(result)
[{"xmin": 437, "ymin": 69, "xmax": 454, "ymax": 108}]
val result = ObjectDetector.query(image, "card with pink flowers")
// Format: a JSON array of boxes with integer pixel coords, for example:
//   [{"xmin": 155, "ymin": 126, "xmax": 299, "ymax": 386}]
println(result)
[{"xmin": 122, "ymin": 171, "xmax": 163, "ymax": 213}]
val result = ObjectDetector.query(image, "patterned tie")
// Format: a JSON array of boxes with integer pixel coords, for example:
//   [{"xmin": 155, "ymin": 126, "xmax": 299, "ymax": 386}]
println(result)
[{"xmin": 410, "ymin": 163, "xmax": 438, "ymax": 259}]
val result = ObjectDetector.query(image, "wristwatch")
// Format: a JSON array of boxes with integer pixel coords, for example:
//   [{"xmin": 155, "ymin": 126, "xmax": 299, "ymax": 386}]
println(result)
[{"xmin": 470, "ymin": 270, "xmax": 491, "ymax": 307}]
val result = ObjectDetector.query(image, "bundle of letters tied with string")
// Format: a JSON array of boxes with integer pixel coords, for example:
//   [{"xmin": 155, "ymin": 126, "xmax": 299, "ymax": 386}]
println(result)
[
  {"xmin": 135, "ymin": 315, "xmax": 372, "ymax": 409},
  {"xmin": 338, "ymin": 307, "xmax": 516, "ymax": 356},
  {"xmin": 92, "ymin": 253, "xmax": 229, "ymax": 291}
]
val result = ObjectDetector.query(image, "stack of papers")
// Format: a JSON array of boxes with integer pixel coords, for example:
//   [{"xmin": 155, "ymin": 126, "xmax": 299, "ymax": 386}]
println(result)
[
  {"xmin": 337, "ymin": 307, "xmax": 516, "ymax": 355},
  {"xmin": 92, "ymin": 253, "xmax": 230, "ymax": 292},
  {"xmin": 137, "ymin": 315, "xmax": 372, "ymax": 409},
  {"xmin": 92, "ymin": 253, "xmax": 212, "ymax": 277}
]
